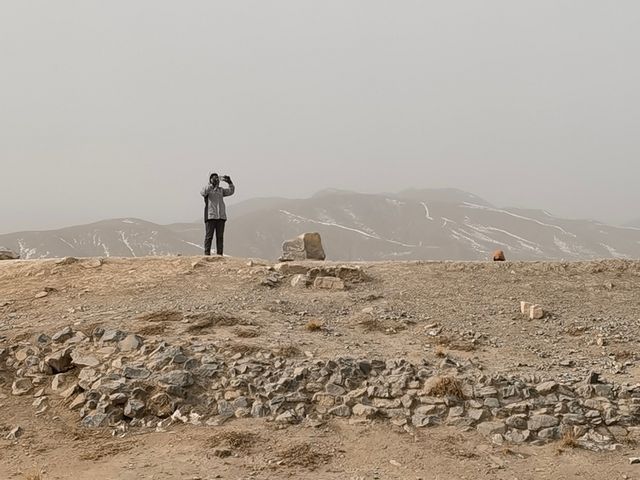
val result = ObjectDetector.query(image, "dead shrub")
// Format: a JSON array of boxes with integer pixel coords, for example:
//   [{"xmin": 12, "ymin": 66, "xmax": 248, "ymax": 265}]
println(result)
[
  {"xmin": 359, "ymin": 318, "xmax": 385, "ymax": 332},
  {"xmin": 305, "ymin": 320, "xmax": 322, "ymax": 332},
  {"xmin": 277, "ymin": 443, "xmax": 333, "ymax": 470},
  {"xmin": 234, "ymin": 327, "xmax": 260, "ymax": 338},
  {"xmin": 137, "ymin": 310, "xmax": 183, "ymax": 323},
  {"xmin": 427, "ymin": 376, "xmax": 464, "ymax": 399},
  {"xmin": 559, "ymin": 430, "xmax": 580, "ymax": 449},
  {"xmin": 276, "ymin": 344, "xmax": 301, "ymax": 358},
  {"xmin": 435, "ymin": 345, "xmax": 447, "ymax": 358},
  {"xmin": 207, "ymin": 431, "xmax": 259, "ymax": 454}
]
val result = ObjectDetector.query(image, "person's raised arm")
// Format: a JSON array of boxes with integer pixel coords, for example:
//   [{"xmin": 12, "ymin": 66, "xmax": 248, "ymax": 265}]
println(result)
[{"xmin": 222, "ymin": 176, "xmax": 235, "ymax": 197}]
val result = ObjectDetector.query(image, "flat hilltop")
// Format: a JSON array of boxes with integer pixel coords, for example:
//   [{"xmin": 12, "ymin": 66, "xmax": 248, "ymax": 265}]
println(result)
[{"xmin": 1, "ymin": 256, "xmax": 640, "ymax": 479}]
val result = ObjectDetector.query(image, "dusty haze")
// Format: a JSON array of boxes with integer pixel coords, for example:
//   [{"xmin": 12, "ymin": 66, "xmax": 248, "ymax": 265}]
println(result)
[{"xmin": 2, "ymin": 1, "xmax": 639, "ymax": 234}]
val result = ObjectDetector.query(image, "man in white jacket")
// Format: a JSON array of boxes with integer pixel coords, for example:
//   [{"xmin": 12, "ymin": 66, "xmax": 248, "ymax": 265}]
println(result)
[{"xmin": 201, "ymin": 173, "xmax": 235, "ymax": 255}]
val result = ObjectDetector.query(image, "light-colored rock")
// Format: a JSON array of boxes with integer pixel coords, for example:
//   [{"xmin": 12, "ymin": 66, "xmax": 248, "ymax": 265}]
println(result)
[
  {"xmin": 352, "ymin": 404, "xmax": 378, "ymax": 418},
  {"xmin": 520, "ymin": 301, "xmax": 532, "ymax": 315},
  {"xmin": 528, "ymin": 414, "xmax": 559, "ymax": 431},
  {"xmin": 119, "ymin": 334, "xmax": 142, "ymax": 351},
  {"xmin": 0, "ymin": 248, "xmax": 19, "ymax": 260},
  {"xmin": 290, "ymin": 274, "xmax": 310, "ymax": 288},
  {"xmin": 529, "ymin": 305, "xmax": 544, "ymax": 320},
  {"xmin": 279, "ymin": 233, "xmax": 326, "ymax": 262},
  {"xmin": 12, "ymin": 379, "xmax": 32, "ymax": 396},
  {"xmin": 313, "ymin": 276, "xmax": 345, "ymax": 290},
  {"xmin": 477, "ymin": 421, "xmax": 507, "ymax": 437}
]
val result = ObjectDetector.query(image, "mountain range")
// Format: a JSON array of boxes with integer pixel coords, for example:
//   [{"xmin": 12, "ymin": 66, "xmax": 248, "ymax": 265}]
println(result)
[{"xmin": 2, "ymin": 189, "xmax": 639, "ymax": 261}]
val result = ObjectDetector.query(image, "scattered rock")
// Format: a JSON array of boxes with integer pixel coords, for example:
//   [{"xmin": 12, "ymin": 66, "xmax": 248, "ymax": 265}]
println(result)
[
  {"xmin": 279, "ymin": 233, "xmax": 326, "ymax": 262},
  {"xmin": 0, "ymin": 247, "xmax": 19, "ymax": 260},
  {"xmin": 313, "ymin": 276, "xmax": 345, "ymax": 290},
  {"xmin": 5, "ymin": 426, "xmax": 22, "ymax": 440}
]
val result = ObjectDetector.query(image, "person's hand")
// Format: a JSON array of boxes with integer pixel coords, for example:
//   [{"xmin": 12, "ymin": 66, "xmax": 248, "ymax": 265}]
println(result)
[{"xmin": 223, "ymin": 175, "xmax": 231, "ymax": 183}]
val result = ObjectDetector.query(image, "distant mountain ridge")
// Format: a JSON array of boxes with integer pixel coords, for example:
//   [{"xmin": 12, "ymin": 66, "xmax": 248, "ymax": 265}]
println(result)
[{"xmin": 2, "ymin": 189, "xmax": 640, "ymax": 261}]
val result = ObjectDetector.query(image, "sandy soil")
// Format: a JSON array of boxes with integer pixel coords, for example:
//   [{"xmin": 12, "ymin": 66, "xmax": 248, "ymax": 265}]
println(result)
[{"xmin": 1, "ymin": 256, "xmax": 640, "ymax": 479}]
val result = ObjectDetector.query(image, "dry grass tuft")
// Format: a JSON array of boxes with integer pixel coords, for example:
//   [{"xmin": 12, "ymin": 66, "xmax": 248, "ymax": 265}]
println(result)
[
  {"xmin": 277, "ymin": 443, "xmax": 333, "ymax": 470},
  {"xmin": 23, "ymin": 470, "xmax": 44, "ymax": 480},
  {"xmin": 305, "ymin": 320, "xmax": 323, "ymax": 332},
  {"xmin": 234, "ymin": 327, "xmax": 260, "ymax": 338},
  {"xmin": 559, "ymin": 430, "xmax": 580, "ymax": 449},
  {"xmin": 435, "ymin": 345, "xmax": 448, "ymax": 358},
  {"xmin": 137, "ymin": 310, "xmax": 183, "ymax": 323},
  {"xmin": 427, "ymin": 376, "xmax": 464, "ymax": 398},
  {"xmin": 207, "ymin": 431, "xmax": 259, "ymax": 454},
  {"xmin": 276, "ymin": 344, "xmax": 301, "ymax": 358},
  {"xmin": 359, "ymin": 318, "xmax": 385, "ymax": 332},
  {"xmin": 226, "ymin": 343, "xmax": 262, "ymax": 356}
]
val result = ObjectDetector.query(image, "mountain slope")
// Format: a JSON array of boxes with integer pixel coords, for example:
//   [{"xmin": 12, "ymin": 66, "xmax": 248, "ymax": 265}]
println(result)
[{"xmin": 2, "ymin": 190, "xmax": 640, "ymax": 261}]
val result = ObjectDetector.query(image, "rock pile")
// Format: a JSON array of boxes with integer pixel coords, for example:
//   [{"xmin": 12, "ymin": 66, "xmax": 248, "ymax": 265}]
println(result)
[
  {"xmin": 4, "ymin": 325, "xmax": 640, "ymax": 451},
  {"xmin": 0, "ymin": 247, "xmax": 19, "ymax": 260},
  {"xmin": 279, "ymin": 233, "xmax": 326, "ymax": 262}
]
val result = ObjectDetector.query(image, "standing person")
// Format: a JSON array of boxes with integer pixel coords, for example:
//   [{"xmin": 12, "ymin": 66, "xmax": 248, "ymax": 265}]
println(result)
[{"xmin": 201, "ymin": 173, "xmax": 235, "ymax": 256}]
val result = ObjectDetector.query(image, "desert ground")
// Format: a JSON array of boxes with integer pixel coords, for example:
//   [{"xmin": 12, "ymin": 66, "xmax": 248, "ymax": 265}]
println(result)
[{"xmin": 1, "ymin": 256, "xmax": 640, "ymax": 479}]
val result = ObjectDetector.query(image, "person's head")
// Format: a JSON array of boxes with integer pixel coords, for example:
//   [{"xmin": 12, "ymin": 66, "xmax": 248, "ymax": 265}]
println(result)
[{"xmin": 209, "ymin": 173, "xmax": 219, "ymax": 186}]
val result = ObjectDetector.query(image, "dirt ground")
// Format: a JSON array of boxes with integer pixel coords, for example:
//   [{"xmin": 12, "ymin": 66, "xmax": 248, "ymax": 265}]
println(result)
[{"xmin": 2, "ymin": 256, "xmax": 640, "ymax": 479}]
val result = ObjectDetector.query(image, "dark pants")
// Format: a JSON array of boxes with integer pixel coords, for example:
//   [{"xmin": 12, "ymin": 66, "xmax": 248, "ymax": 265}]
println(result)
[{"xmin": 204, "ymin": 219, "xmax": 226, "ymax": 255}]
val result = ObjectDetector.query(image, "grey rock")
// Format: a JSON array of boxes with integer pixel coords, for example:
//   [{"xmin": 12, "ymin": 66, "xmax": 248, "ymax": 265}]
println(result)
[
  {"xmin": 412, "ymin": 414, "xmax": 440, "ymax": 428},
  {"xmin": 0, "ymin": 247, "xmax": 19, "ymax": 260},
  {"xmin": 12, "ymin": 378, "xmax": 32, "ymax": 396},
  {"xmin": 325, "ymin": 383, "xmax": 346, "ymax": 396},
  {"xmin": 538, "ymin": 427, "xmax": 561, "ymax": 440},
  {"xmin": 505, "ymin": 415, "xmax": 528, "ymax": 430},
  {"xmin": 477, "ymin": 421, "xmax": 507, "ymax": 437},
  {"xmin": 46, "ymin": 348, "xmax": 73, "ymax": 373},
  {"xmin": 101, "ymin": 329, "xmax": 127, "ymax": 343},
  {"xmin": 156, "ymin": 370, "xmax": 194, "ymax": 388},
  {"xmin": 82, "ymin": 412, "xmax": 109, "ymax": 428},
  {"xmin": 124, "ymin": 366, "xmax": 151, "ymax": 380},
  {"xmin": 279, "ymin": 232, "xmax": 326, "ymax": 262},
  {"xmin": 5, "ymin": 426, "xmax": 22, "ymax": 440},
  {"xmin": 119, "ymin": 334, "xmax": 143, "ymax": 352},
  {"xmin": 528, "ymin": 414, "xmax": 559, "ymax": 431},
  {"xmin": 52, "ymin": 327, "xmax": 74, "ymax": 343},
  {"xmin": 71, "ymin": 352, "xmax": 100, "ymax": 368},
  {"xmin": 124, "ymin": 399, "xmax": 146, "ymax": 418},
  {"xmin": 329, "ymin": 405, "xmax": 351, "ymax": 417},
  {"xmin": 352, "ymin": 404, "xmax": 378, "ymax": 418},
  {"xmin": 536, "ymin": 381, "xmax": 558, "ymax": 395}
]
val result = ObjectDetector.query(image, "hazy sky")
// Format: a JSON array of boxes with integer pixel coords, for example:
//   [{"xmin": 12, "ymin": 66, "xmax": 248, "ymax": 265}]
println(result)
[{"xmin": 2, "ymin": 1, "xmax": 639, "ymax": 233}]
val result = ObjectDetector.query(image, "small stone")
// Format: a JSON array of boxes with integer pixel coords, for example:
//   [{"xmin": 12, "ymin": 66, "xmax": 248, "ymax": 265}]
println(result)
[
  {"xmin": 520, "ymin": 301, "xmax": 532, "ymax": 314},
  {"xmin": 119, "ymin": 334, "xmax": 142, "ymax": 352},
  {"xmin": 325, "ymin": 383, "xmax": 346, "ymax": 396},
  {"xmin": 82, "ymin": 413, "xmax": 109, "ymax": 428},
  {"xmin": 12, "ymin": 379, "xmax": 32, "ymax": 396},
  {"xmin": 536, "ymin": 381, "xmax": 558, "ymax": 395},
  {"xmin": 156, "ymin": 370, "xmax": 193, "ymax": 388},
  {"xmin": 290, "ymin": 274, "xmax": 309, "ymax": 288},
  {"xmin": 529, "ymin": 305, "xmax": 544, "ymax": 320},
  {"xmin": 477, "ymin": 421, "xmax": 506, "ymax": 437},
  {"xmin": 52, "ymin": 326, "xmax": 74, "ymax": 343},
  {"xmin": 313, "ymin": 276, "xmax": 345, "ymax": 290},
  {"xmin": 71, "ymin": 352, "xmax": 100, "ymax": 368},
  {"xmin": 101, "ymin": 329, "xmax": 126, "ymax": 343},
  {"xmin": 352, "ymin": 404, "xmax": 378, "ymax": 418},
  {"xmin": 35, "ymin": 291, "xmax": 49, "ymax": 299},
  {"xmin": 329, "ymin": 405, "xmax": 351, "ymax": 417},
  {"xmin": 46, "ymin": 348, "xmax": 73, "ymax": 373},
  {"xmin": 123, "ymin": 367, "xmax": 151, "ymax": 380},
  {"xmin": 6, "ymin": 426, "xmax": 22, "ymax": 440},
  {"xmin": 528, "ymin": 414, "xmax": 559, "ymax": 431},
  {"xmin": 630, "ymin": 458, "xmax": 640, "ymax": 464},
  {"xmin": 124, "ymin": 399, "xmax": 146, "ymax": 418}
]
